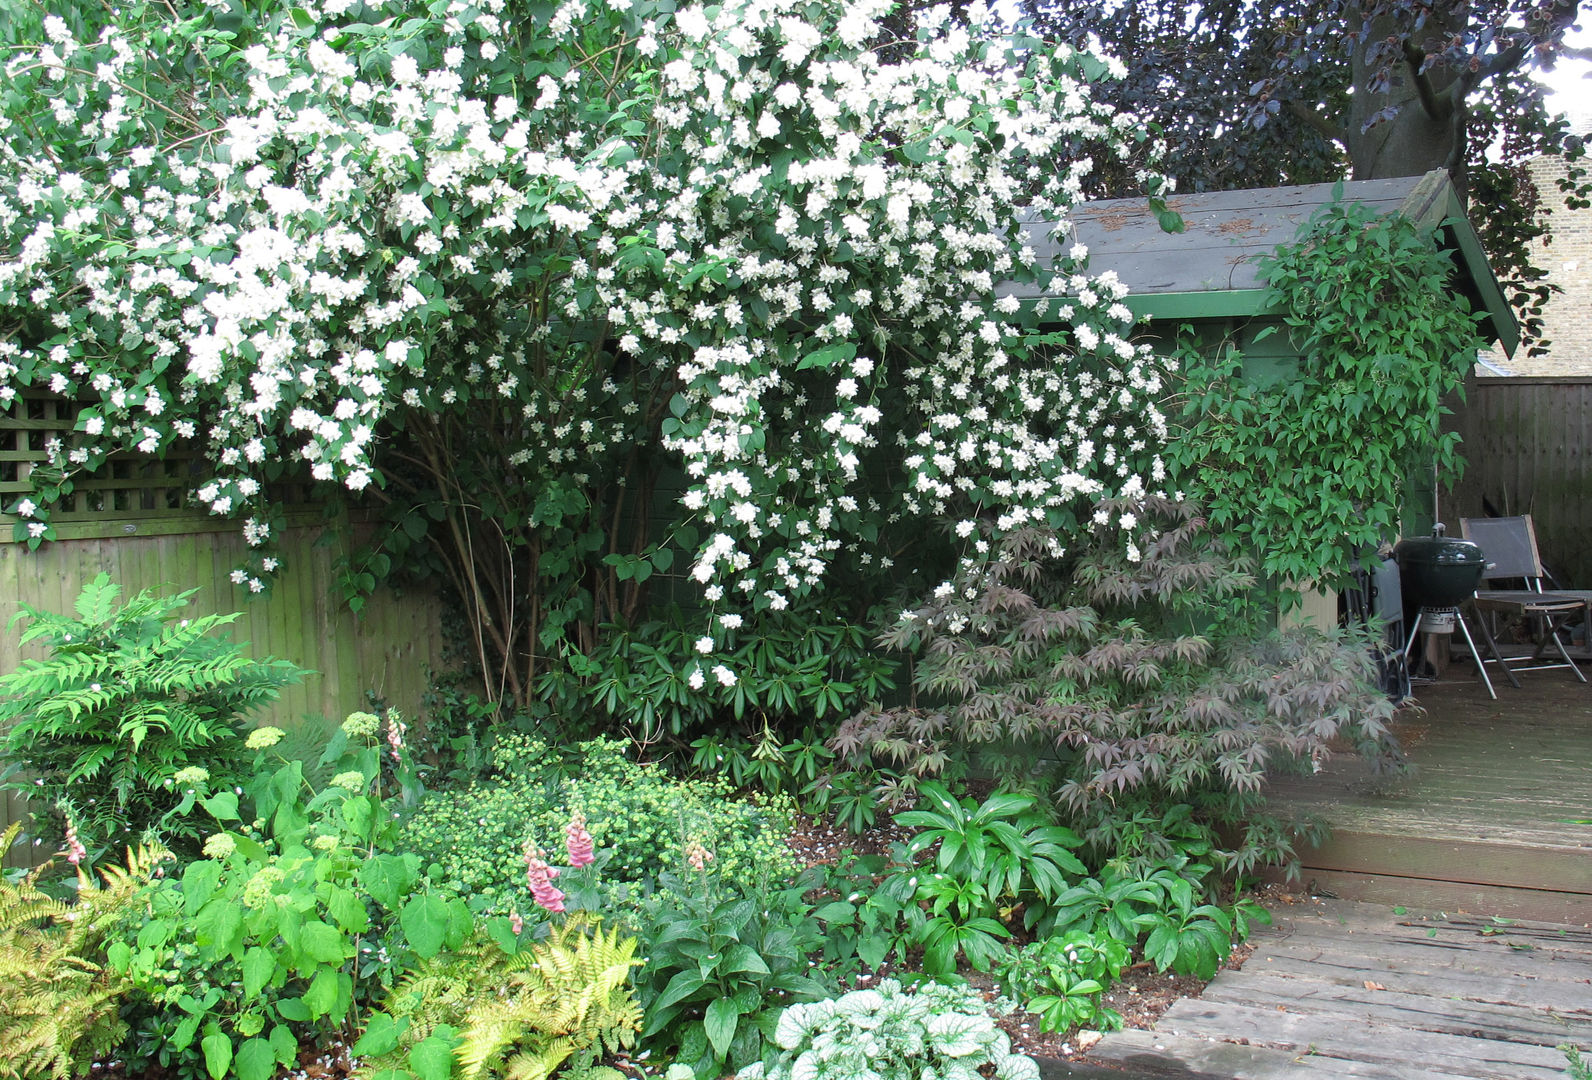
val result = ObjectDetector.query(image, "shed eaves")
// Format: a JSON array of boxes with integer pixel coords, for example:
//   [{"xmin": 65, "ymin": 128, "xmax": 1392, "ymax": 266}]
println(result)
[{"xmin": 1007, "ymin": 170, "xmax": 1518, "ymax": 355}]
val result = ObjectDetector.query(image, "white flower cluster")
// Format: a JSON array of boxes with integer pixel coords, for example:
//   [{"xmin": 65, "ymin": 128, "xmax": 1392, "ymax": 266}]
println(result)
[{"xmin": 0, "ymin": 0, "xmax": 1170, "ymax": 666}]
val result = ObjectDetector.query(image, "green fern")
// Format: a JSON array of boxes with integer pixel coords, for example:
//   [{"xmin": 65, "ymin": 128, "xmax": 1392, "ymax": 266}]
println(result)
[
  {"xmin": 0, "ymin": 823, "xmax": 168, "ymax": 1080},
  {"xmin": 366, "ymin": 917, "xmax": 642, "ymax": 1080},
  {"xmin": 0, "ymin": 573, "xmax": 308, "ymax": 856},
  {"xmin": 457, "ymin": 917, "xmax": 642, "ymax": 1080}
]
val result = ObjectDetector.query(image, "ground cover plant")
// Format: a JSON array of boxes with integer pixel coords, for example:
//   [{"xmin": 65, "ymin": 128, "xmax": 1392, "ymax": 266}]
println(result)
[
  {"xmin": 740, "ymin": 980, "xmax": 1041, "ymax": 1080},
  {"xmin": 398, "ymin": 734, "xmax": 800, "ymax": 914}
]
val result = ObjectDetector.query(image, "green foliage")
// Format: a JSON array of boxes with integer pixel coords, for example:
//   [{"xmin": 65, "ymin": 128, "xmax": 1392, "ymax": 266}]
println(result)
[
  {"xmin": 1169, "ymin": 199, "xmax": 1484, "ymax": 595},
  {"xmin": 1047, "ymin": 860, "xmax": 1270, "ymax": 980},
  {"xmin": 634, "ymin": 874, "xmax": 832, "ymax": 1078},
  {"xmin": 802, "ymin": 855, "xmax": 918, "ymax": 980},
  {"xmin": 358, "ymin": 916, "xmax": 642, "ymax": 1080},
  {"xmin": 111, "ymin": 716, "xmax": 455, "ymax": 1080},
  {"xmin": 741, "ymin": 980, "xmax": 1039, "ymax": 1080},
  {"xmin": 896, "ymin": 782, "xmax": 1086, "ymax": 926},
  {"xmin": 541, "ymin": 608, "xmax": 899, "ymax": 744},
  {"xmin": 400, "ymin": 736, "xmax": 798, "ymax": 913},
  {"xmin": 0, "ymin": 824, "xmax": 167, "ymax": 1080},
  {"xmin": 800, "ymin": 767, "xmax": 900, "ymax": 835},
  {"xmin": 992, "ymin": 930, "xmax": 1130, "ymax": 1034},
  {"xmin": 689, "ymin": 724, "xmax": 836, "ymax": 800},
  {"xmin": 0, "ymin": 574, "xmax": 307, "ymax": 856},
  {"xmin": 887, "ymin": 783, "xmax": 1087, "ymax": 977},
  {"xmin": 1562, "ymin": 1044, "xmax": 1591, "ymax": 1080},
  {"xmin": 839, "ymin": 499, "xmax": 1402, "ymax": 876}
]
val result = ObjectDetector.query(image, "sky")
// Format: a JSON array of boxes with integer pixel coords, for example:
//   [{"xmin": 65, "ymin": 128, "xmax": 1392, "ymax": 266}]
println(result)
[{"xmin": 1537, "ymin": 23, "xmax": 1592, "ymax": 133}]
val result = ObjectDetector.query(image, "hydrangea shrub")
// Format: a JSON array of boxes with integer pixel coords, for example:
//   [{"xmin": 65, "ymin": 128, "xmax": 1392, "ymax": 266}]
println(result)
[{"xmin": 0, "ymin": 0, "xmax": 1172, "ymax": 694}]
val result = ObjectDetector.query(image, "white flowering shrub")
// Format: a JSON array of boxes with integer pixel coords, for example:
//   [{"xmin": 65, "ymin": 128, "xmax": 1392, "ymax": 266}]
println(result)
[
  {"xmin": 0, "ymin": 0, "xmax": 1172, "ymax": 701},
  {"xmin": 740, "ymin": 979, "xmax": 1039, "ymax": 1080}
]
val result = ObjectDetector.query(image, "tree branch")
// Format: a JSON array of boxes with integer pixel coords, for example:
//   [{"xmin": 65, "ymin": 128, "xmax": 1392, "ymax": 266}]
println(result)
[
  {"xmin": 1284, "ymin": 99, "xmax": 1348, "ymax": 145},
  {"xmin": 1402, "ymin": 40, "xmax": 1453, "ymax": 123}
]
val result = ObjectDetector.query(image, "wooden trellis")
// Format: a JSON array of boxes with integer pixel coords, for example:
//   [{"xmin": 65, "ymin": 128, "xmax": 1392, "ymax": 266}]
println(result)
[{"xmin": 0, "ymin": 393, "xmax": 205, "ymax": 532}]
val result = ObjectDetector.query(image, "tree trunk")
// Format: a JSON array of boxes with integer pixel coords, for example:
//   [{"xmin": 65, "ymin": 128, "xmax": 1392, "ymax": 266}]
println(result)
[{"xmin": 1343, "ymin": 11, "xmax": 1468, "ymax": 195}]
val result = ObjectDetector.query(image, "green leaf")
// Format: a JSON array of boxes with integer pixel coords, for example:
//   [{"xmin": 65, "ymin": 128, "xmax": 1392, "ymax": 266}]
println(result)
[
  {"xmin": 401, "ymin": 894, "xmax": 452, "ymax": 959},
  {"xmin": 302, "ymin": 967, "xmax": 340, "ymax": 1019},
  {"xmin": 241, "ymin": 946, "xmax": 275, "ymax": 999},
  {"xmin": 703, "ymin": 998, "xmax": 739, "ymax": 1061},
  {"xmin": 353, "ymin": 1013, "xmax": 404, "ymax": 1058},
  {"xmin": 202, "ymin": 1031, "xmax": 233, "ymax": 1080},
  {"xmin": 327, "ymin": 886, "xmax": 371, "ymax": 934},
  {"xmin": 795, "ymin": 342, "xmax": 856, "ymax": 371},
  {"xmin": 202, "ymin": 791, "xmax": 241, "ymax": 822},
  {"xmin": 195, "ymin": 899, "xmax": 245, "ymax": 960},
  {"xmin": 409, "ymin": 1027, "xmax": 459, "ymax": 1080},
  {"xmin": 721, "ymin": 943, "xmax": 770, "ymax": 975},
  {"xmin": 652, "ymin": 969, "xmax": 707, "ymax": 1013},
  {"xmin": 236, "ymin": 1038, "xmax": 276, "ymax": 1080},
  {"xmin": 362, "ymin": 854, "xmax": 418, "ymax": 910},
  {"xmin": 301, "ymin": 920, "xmax": 347, "ymax": 964},
  {"xmin": 182, "ymin": 860, "xmax": 224, "ymax": 917}
]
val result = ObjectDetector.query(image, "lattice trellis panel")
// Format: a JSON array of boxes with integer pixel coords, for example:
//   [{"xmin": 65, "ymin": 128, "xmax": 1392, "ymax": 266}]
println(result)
[{"xmin": 0, "ymin": 393, "xmax": 205, "ymax": 521}]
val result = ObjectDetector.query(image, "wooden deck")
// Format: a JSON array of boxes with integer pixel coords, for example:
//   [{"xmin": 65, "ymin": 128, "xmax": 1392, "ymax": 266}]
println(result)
[
  {"xmin": 1260, "ymin": 672, "xmax": 1592, "ymax": 922},
  {"xmin": 1076, "ymin": 899, "xmax": 1592, "ymax": 1078}
]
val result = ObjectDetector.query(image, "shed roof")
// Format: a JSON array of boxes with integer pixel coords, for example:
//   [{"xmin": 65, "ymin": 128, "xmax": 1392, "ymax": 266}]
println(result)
[{"xmin": 1011, "ymin": 170, "xmax": 1518, "ymax": 356}]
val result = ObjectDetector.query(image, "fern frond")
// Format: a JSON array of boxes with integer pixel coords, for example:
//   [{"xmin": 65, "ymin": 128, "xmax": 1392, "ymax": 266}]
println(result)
[
  {"xmin": 455, "ymin": 920, "xmax": 643, "ymax": 1080},
  {"xmin": 0, "ymin": 825, "xmax": 161, "ymax": 1080}
]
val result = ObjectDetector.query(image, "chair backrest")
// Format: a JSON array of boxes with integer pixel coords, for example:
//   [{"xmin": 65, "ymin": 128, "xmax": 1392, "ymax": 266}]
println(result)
[{"xmin": 1459, "ymin": 516, "xmax": 1545, "ymax": 584}]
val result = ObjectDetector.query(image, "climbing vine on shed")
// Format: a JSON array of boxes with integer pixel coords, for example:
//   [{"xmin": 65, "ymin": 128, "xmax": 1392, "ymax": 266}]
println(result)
[{"xmin": 1169, "ymin": 197, "xmax": 1483, "ymax": 597}]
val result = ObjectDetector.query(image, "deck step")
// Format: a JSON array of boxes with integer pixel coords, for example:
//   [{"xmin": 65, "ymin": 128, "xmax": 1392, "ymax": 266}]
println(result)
[{"xmin": 1083, "ymin": 899, "xmax": 1592, "ymax": 1079}]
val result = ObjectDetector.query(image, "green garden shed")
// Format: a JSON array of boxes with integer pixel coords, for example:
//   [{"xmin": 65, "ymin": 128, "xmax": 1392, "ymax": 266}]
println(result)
[
  {"xmin": 1008, "ymin": 169, "xmax": 1521, "ymax": 626},
  {"xmin": 1012, "ymin": 168, "xmax": 1517, "ymax": 355}
]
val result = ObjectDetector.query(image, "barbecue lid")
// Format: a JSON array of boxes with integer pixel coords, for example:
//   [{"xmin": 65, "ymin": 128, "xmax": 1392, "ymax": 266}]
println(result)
[{"xmin": 1392, "ymin": 522, "xmax": 1486, "ymax": 568}]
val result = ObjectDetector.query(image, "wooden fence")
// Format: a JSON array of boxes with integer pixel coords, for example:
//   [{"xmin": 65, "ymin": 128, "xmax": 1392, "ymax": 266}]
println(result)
[
  {"xmin": 0, "ymin": 520, "xmax": 448, "ymax": 867},
  {"xmin": 1442, "ymin": 376, "xmax": 1592, "ymax": 589}
]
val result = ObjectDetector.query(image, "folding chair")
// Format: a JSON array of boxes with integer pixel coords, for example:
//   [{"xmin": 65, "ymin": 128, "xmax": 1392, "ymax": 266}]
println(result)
[{"xmin": 1459, "ymin": 516, "xmax": 1588, "ymax": 684}]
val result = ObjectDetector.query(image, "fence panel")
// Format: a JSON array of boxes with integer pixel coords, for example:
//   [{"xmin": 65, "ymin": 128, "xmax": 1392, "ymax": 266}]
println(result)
[
  {"xmin": 0, "ymin": 523, "xmax": 448, "ymax": 867},
  {"xmin": 1443, "ymin": 376, "xmax": 1592, "ymax": 589}
]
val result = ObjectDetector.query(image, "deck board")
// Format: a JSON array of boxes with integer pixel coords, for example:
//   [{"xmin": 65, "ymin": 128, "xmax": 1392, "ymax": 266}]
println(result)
[
  {"xmin": 1085, "ymin": 899, "xmax": 1592, "ymax": 1078},
  {"xmin": 1261, "ymin": 673, "xmax": 1592, "ymax": 916}
]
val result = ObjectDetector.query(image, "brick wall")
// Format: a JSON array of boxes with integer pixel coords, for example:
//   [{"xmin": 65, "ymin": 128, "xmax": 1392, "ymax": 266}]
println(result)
[
  {"xmin": 1483, "ymin": 147, "xmax": 1592, "ymax": 377},
  {"xmin": 1508, "ymin": 154, "xmax": 1592, "ymax": 375}
]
